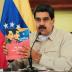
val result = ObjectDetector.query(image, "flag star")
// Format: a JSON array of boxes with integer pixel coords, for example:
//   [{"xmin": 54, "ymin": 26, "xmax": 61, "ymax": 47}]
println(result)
[
  {"xmin": 4, "ymin": 23, "xmax": 8, "ymax": 29},
  {"xmin": 16, "ymin": 24, "xmax": 21, "ymax": 28},
  {"xmin": 10, "ymin": 22, "xmax": 14, "ymax": 27}
]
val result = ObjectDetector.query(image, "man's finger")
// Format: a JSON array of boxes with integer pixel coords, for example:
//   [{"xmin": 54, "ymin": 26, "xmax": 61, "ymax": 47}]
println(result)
[{"xmin": 23, "ymin": 46, "xmax": 30, "ymax": 50}]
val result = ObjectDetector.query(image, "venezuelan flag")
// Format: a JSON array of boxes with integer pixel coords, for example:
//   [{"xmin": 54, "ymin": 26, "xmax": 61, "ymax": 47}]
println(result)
[
  {"xmin": 1, "ymin": 0, "xmax": 36, "ymax": 32},
  {"xmin": 13, "ymin": 0, "xmax": 36, "ymax": 32}
]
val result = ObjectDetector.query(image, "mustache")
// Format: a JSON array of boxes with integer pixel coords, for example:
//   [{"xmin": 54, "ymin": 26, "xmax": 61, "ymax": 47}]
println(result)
[{"xmin": 38, "ymin": 25, "xmax": 46, "ymax": 29}]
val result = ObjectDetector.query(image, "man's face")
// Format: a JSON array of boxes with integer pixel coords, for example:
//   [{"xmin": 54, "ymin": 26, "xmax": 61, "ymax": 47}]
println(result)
[
  {"xmin": 6, "ymin": 31, "xmax": 14, "ymax": 40},
  {"xmin": 35, "ymin": 12, "xmax": 54, "ymax": 35},
  {"xmin": 14, "ymin": 30, "xmax": 20, "ymax": 40}
]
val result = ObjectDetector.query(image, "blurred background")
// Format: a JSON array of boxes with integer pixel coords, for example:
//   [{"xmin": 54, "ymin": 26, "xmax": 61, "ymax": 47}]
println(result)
[{"xmin": 0, "ymin": 0, "xmax": 72, "ymax": 32}]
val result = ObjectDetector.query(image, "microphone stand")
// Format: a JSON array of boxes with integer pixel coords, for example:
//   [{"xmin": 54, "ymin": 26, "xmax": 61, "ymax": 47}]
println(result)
[{"xmin": 25, "ymin": 33, "xmax": 39, "ymax": 72}]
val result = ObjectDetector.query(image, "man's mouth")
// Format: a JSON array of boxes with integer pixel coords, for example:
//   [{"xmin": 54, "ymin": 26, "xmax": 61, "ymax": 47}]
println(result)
[{"xmin": 39, "ymin": 28, "xmax": 45, "ymax": 31}]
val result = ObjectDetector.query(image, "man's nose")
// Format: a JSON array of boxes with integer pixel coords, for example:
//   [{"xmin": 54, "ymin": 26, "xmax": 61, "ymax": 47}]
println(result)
[{"xmin": 40, "ymin": 20, "xmax": 44, "ymax": 25}]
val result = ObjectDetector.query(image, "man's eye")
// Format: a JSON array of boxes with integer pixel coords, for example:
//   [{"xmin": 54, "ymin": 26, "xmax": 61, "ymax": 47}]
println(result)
[{"xmin": 35, "ymin": 18, "xmax": 41, "ymax": 22}]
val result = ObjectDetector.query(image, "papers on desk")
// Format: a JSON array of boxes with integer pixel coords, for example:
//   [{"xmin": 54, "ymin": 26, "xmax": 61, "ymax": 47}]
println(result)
[
  {"xmin": 32, "ymin": 64, "xmax": 55, "ymax": 72},
  {"xmin": 32, "ymin": 64, "xmax": 48, "ymax": 72}
]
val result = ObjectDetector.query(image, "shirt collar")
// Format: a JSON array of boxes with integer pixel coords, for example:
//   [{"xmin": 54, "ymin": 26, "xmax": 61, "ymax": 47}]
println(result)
[
  {"xmin": 48, "ymin": 27, "xmax": 57, "ymax": 41},
  {"xmin": 36, "ymin": 27, "xmax": 57, "ymax": 41}
]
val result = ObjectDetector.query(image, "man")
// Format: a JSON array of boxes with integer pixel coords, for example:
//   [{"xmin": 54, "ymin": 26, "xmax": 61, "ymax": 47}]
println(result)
[
  {"xmin": 3, "ymin": 5, "xmax": 72, "ymax": 71},
  {"xmin": 19, "ymin": 4, "xmax": 72, "ymax": 71},
  {"xmin": 6, "ymin": 29, "xmax": 14, "ymax": 43}
]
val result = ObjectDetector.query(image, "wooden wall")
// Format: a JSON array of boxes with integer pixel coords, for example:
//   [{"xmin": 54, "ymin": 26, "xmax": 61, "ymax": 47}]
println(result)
[{"xmin": 29, "ymin": 0, "xmax": 72, "ymax": 10}]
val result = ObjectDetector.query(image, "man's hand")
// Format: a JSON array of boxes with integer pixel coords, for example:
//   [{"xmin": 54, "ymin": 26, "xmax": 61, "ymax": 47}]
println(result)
[
  {"xmin": 19, "ymin": 46, "xmax": 30, "ymax": 59},
  {"xmin": 32, "ymin": 50, "xmax": 42, "ymax": 63},
  {"xmin": 19, "ymin": 46, "xmax": 41, "ymax": 63}
]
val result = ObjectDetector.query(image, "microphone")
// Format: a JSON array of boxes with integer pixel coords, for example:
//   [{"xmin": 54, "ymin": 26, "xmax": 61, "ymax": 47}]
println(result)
[
  {"xmin": 29, "ymin": 33, "xmax": 39, "ymax": 67},
  {"xmin": 28, "ymin": 32, "xmax": 40, "ymax": 72}
]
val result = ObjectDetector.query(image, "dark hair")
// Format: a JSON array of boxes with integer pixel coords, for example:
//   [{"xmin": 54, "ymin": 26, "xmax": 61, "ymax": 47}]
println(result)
[
  {"xmin": 6, "ymin": 29, "xmax": 18, "ymax": 35},
  {"xmin": 70, "ymin": 32, "xmax": 72, "ymax": 34},
  {"xmin": 34, "ymin": 4, "xmax": 54, "ymax": 20}
]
